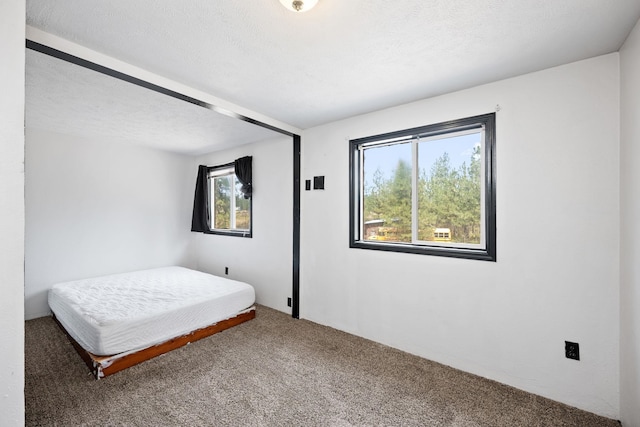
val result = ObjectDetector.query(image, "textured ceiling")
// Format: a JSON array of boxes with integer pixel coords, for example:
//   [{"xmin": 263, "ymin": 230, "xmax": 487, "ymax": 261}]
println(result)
[
  {"xmin": 25, "ymin": 0, "xmax": 640, "ymax": 152},
  {"xmin": 25, "ymin": 50, "xmax": 281, "ymax": 155}
]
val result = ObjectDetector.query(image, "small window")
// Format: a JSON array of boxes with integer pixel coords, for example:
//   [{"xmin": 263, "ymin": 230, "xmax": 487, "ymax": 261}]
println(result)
[
  {"xmin": 209, "ymin": 164, "xmax": 252, "ymax": 237},
  {"xmin": 349, "ymin": 113, "xmax": 496, "ymax": 261}
]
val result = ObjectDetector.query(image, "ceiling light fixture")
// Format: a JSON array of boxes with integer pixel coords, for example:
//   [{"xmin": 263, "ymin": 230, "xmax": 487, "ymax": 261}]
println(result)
[{"xmin": 279, "ymin": 0, "xmax": 318, "ymax": 13}]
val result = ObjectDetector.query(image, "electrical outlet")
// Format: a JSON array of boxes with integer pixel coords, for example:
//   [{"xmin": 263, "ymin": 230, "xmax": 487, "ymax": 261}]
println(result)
[
  {"xmin": 565, "ymin": 341, "xmax": 580, "ymax": 360},
  {"xmin": 305, "ymin": 180, "xmax": 311, "ymax": 191},
  {"xmin": 225, "ymin": 267, "xmax": 229, "ymax": 275},
  {"xmin": 287, "ymin": 297, "xmax": 292, "ymax": 307}
]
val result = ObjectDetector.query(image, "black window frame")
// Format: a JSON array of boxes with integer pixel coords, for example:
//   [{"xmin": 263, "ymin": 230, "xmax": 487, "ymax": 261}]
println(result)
[
  {"xmin": 349, "ymin": 113, "xmax": 496, "ymax": 261},
  {"xmin": 207, "ymin": 162, "xmax": 253, "ymax": 238}
]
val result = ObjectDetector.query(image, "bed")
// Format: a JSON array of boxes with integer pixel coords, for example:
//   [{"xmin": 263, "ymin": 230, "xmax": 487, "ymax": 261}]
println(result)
[{"xmin": 48, "ymin": 266, "xmax": 256, "ymax": 379}]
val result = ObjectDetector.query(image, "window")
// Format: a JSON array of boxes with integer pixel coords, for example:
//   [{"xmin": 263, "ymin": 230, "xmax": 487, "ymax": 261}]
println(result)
[
  {"xmin": 349, "ymin": 113, "xmax": 496, "ymax": 261},
  {"xmin": 208, "ymin": 164, "xmax": 252, "ymax": 236}
]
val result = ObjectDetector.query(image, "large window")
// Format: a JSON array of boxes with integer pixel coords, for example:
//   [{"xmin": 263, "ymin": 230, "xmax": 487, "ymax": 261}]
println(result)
[
  {"xmin": 349, "ymin": 113, "xmax": 496, "ymax": 261},
  {"xmin": 209, "ymin": 164, "xmax": 252, "ymax": 236}
]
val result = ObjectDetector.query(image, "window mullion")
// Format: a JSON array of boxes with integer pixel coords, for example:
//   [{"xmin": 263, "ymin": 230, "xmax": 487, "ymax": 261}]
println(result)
[
  {"xmin": 358, "ymin": 148, "xmax": 365, "ymax": 240},
  {"xmin": 230, "ymin": 176, "xmax": 236, "ymax": 229},
  {"xmin": 209, "ymin": 177, "xmax": 215, "ymax": 231},
  {"xmin": 480, "ymin": 128, "xmax": 486, "ymax": 247},
  {"xmin": 411, "ymin": 139, "xmax": 419, "ymax": 243}
]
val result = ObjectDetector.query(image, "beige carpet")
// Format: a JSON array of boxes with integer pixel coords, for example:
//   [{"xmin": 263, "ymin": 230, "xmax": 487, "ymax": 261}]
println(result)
[{"xmin": 25, "ymin": 305, "xmax": 618, "ymax": 426}]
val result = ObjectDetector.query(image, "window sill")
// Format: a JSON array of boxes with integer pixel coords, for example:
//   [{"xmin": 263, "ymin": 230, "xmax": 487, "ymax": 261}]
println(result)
[
  {"xmin": 350, "ymin": 240, "xmax": 495, "ymax": 261},
  {"xmin": 204, "ymin": 229, "xmax": 252, "ymax": 238}
]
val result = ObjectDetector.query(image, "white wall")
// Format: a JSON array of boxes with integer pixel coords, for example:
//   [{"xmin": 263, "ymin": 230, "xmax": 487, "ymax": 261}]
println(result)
[
  {"xmin": 191, "ymin": 136, "xmax": 293, "ymax": 313},
  {"xmin": 620, "ymin": 18, "xmax": 640, "ymax": 427},
  {"xmin": 300, "ymin": 54, "xmax": 620, "ymax": 418},
  {"xmin": 24, "ymin": 129, "xmax": 195, "ymax": 320},
  {"xmin": 0, "ymin": 0, "xmax": 25, "ymax": 424}
]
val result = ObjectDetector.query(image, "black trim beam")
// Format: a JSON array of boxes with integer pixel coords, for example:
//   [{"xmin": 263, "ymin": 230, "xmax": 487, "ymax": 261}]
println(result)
[
  {"xmin": 292, "ymin": 135, "xmax": 301, "ymax": 318},
  {"xmin": 26, "ymin": 39, "xmax": 294, "ymax": 137}
]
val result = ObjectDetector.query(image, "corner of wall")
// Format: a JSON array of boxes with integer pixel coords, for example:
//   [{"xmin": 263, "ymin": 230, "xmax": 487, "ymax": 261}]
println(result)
[
  {"xmin": 0, "ymin": 0, "xmax": 26, "ymax": 424},
  {"xmin": 619, "ymin": 16, "xmax": 640, "ymax": 427}
]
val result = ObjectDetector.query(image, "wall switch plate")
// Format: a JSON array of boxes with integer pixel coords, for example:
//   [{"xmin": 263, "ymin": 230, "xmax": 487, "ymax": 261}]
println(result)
[
  {"xmin": 313, "ymin": 176, "xmax": 325, "ymax": 190},
  {"xmin": 305, "ymin": 180, "xmax": 311, "ymax": 191},
  {"xmin": 565, "ymin": 341, "xmax": 579, "ymax": 360}
]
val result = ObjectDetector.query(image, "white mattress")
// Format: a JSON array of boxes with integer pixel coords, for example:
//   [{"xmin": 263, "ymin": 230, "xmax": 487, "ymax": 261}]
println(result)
[{"xmin": 48, "ymin": 266, "xmax": 255, "ymax": 356}]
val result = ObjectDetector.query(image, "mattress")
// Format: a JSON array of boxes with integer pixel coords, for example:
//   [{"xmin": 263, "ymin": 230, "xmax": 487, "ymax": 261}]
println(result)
[{"xmin": 48, "ymin": 266, "xmax": 255, "ymax": 356}]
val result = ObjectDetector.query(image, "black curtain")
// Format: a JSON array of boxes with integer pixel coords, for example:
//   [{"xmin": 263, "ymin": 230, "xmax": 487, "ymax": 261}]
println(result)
[
  {"xmin": 191, "ymin": 165, "xmax": 210, "ymax": 232},
  {"xmin": 235, "ymin": 156, "xmax": 252, "ymax": 199}
]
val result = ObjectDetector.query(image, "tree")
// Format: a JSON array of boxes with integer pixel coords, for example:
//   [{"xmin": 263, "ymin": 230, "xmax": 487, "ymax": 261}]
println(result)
[
  {"xmin": 364, "ymin": 159, "xmax": 412, "ymax": 242},
  {"xmin": 363, "ymin": 147, "xmax": 481, "ymax": 244},
  {"xmin": 419, "ymin": 148, "xmax": 481, "ymax": 243},
  {"xmin": 363, "ymin": 168, "xmax": 386, "ymax": 220},
  {"xmin": 213, "ymin": 176, "xmax": 231, "ymax": 229},
  {"xmin": 235, "ymin": 179, "xmax": 251, "ymax": 229}
]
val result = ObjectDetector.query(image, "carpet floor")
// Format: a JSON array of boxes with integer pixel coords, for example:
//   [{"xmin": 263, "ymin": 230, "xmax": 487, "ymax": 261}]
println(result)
[{"xmin": 25, "ymin": 305, "xmax": 618, "ymax": 426}]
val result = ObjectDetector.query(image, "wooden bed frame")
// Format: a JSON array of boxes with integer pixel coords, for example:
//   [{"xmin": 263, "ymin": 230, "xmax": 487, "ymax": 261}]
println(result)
[{"xmin": 53, "ymin": 307, "xmax": 256, "ymax": 379}]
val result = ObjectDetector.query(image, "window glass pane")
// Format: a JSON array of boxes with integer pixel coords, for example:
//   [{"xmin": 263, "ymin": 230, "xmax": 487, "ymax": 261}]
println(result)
[
  {"xmin": 362, "ymin": 143, "xmax": 412, "ymax": 243},
  {"xmin": 207, "ymin": 166, "xmax": 252, "ymax": 236},
  {"xmin": 234, "ymin": 177, "xmax": 251, "ymax": 230},
  {"xmin": 417, "ymin": 131, "xmax": 482, "ymax": 244},
  {"xmin": 213, "ymin": 175, "xmax": 232, "ymax": 230}
]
